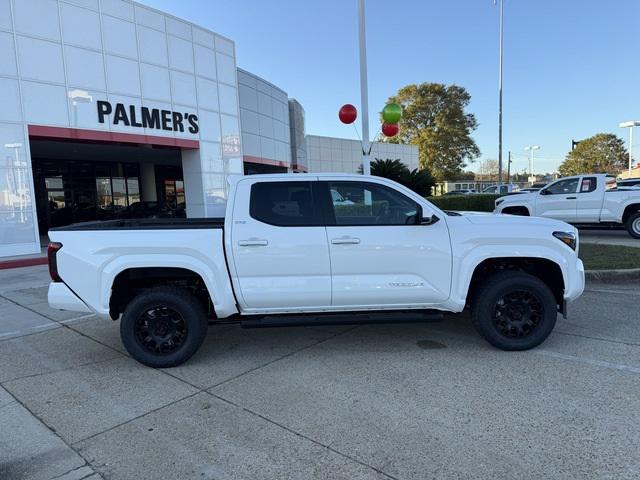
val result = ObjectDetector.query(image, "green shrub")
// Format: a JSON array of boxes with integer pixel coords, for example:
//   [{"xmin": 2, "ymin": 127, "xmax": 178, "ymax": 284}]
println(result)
[{"xmin": 426, "ymin": 194, "xmax": 501, "ymax": 212}]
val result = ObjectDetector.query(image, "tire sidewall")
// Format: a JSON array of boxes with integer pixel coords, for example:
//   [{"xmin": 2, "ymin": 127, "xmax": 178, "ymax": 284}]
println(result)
[
  {"xmin": 120, "ymin": 288, "xmax": 207, "ymax": 368},
  {"xmin": 627, "ymin": 213, "xmax": 640, "ymax": 239},
  {"xmin": 472, "ymin": 273, "xmax": 557, "ymax": 351}
]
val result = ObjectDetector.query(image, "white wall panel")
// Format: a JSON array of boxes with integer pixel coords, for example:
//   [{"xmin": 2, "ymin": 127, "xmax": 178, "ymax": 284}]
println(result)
[
  {"xmin": 100, "ymin": 0, "xmax": 133, "ymax": 21},
  {"xmin": 214, "ymin": 35, "xmax": 234, "ymax": 56},
  {"xmin": 60, "ymin": 3, "xmax": 102, "ymax": 50},
  {"xmin": 258, "ymin": 114, "xmax": 273, "ymax": 138},
  {"xmin": 198, "ymin": 141, "xmax": 223, "ymax": 173},
  {"xmin": 198, "ymin": 109, "xmax": 221, "ymax": 142},
  {"xmin": 238, "ymin": 84, "xmax": 257, "ymax": 111},
  {"xmin": 140, "ymin": 63, "xmax": 170, "ymax": 102},
  {"xmin": 67, "ymin": 89, "xmax": 106, "ymax": 129},
  {"xmin": 64, "ymin": 0, "xmax": 98, "ymax": 10},
  {"xmin": 65, "ymin": 46, "xmax": 106, "ymax": 91},
  {"xmin": 215, "ymin": 52, "xmax": 235, "ymax": 85},
  {"xmin": 220, "ymin": 114, "xmax": 240, "ymax": 139},
  {"xmin": 192, "ymin": 26, "xmax": 214, "ymax": 47},
  {"xmin": 102, "ymin": 15, "xmax": 137, "ymax": 58},
  {"xmin": 22, "ymin": 81, "xmax": 68, "ymax": 125},
  {"xmin": 260, "ymin": 137, "xmax": 276, "ymax": 160},
  {"xmin": 0, "ymin": 78, "xmax": 22, "ymax": 122},
  {"xmin": 240, "ymin": 109, "xmax": 258, "ymax": 135},
  {"xmin": 0, "ymin": 32, "xmax": 17, "ymax": 77},
  {"xmin": 137, "ymin": 26, "xmax": 167, "ymax": 66},
  {"xmin": 217, "ymin": 84, "xmax": 238, "ymax": 115},
  {"xmin": 170, "ymin": 70, "xmax": 196, "ymax": 106},
  {"xmin": 134, "ymin": 5, "xmax": 164, "ymax": 31},
  {"xmin": 193, "ymin": 45, "xmax": 216, "ymax": 79},
  {"xmin": 166, "ymin": 17, "xmax": 191, "ymax": 40},
  {"xmin": 257, "ymin": 91, "xmax": 272, "ymax": 117},
  {"xmin": 241, "ymin": 132, "xmax": 260, "ymax": 157},
  {"xmin": 195, "ymin": 77, "xmax": 218, "ymax": 111},
  {"xmin": 0, "ymin": 0, "xmax": 11, "ymax": 30},
  {"xmin": 105, "ymin": 54, "xmax": 140, "ymax": 96},
  {"xmin": 13, "ymin": 0, "xmax": 60, "ymax": 41},
  {"xmin": 167, "ymin": 35, "xmax": 193, "ymax": 72},
  {"xmin": 17, "ymin": 36, "xmax": 64, "ymax": 83}
]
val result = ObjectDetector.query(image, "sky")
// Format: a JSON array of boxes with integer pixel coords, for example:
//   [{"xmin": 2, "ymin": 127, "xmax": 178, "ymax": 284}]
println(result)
[{"xmin": 142, "ymin": 0, "xmax": 640, "ymax": 175}]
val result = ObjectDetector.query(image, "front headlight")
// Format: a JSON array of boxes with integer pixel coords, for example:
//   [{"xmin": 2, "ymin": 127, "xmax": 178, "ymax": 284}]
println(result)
[{"xmin": 553, "ymin": 231, "xmax": 577, "ymax": 251}]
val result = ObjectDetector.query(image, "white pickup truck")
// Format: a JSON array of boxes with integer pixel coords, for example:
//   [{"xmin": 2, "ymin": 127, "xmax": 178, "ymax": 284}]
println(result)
[
  {"xmin": 494, "ymin": 174, "xmax": 640, "ymax": 238},
  {"xmin": 48, "ymin": 174, "xmax": 585, "ymax": 367}
]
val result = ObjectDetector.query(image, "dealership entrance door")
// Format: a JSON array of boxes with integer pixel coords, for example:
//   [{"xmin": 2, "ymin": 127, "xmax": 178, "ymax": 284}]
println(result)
[{"xmin": 30, "ymin": 139, "xmax": 184, "ymax": 234}]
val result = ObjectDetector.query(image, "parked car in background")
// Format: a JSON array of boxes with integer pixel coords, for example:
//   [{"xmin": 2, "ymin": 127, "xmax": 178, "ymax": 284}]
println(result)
[
  {"xmin": 443, "ymin": 189, "xmax": 476, "ymax": 195},
  {"xmin": 48, "ymin": 173, "xmax": 584, "ymax": 367},
  {"xmin": 494, "ymin": 174, "xmax": 640, "ymax": 238},
  {"xmin": 482, "ymin": 184, "xmax": 520, "ymax": 195},
  {"xmin": 617, "ymin": 178, "xmax": 640, "ymax": 188},
  {"xmin": 115, "ymin": 201, "xmax": 186, "ymax": 219}
]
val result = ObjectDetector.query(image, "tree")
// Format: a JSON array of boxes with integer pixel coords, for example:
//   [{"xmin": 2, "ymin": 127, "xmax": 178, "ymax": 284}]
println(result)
[
  {"xmin": 384, "ymin": 83, "xmax": 480, "ymax": 180},
  {"xmin": 361, "ymin": 158, "xmax": 435, "ymax": 196},
  {"xmin": 559, "ymin": 133, "xmax": 628, "ymax": 176}
]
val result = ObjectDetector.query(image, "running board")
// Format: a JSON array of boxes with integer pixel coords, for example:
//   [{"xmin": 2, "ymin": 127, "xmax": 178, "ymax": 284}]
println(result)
[{"xmin": 240, "ymin": 310, "xmax": 444, "ymax": 329}]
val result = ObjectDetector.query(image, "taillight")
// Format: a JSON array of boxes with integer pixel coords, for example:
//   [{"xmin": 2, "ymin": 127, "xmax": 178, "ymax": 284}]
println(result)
[{"xmin": 47, "ymin": 242, "xmax": 63, "ymax": 282}]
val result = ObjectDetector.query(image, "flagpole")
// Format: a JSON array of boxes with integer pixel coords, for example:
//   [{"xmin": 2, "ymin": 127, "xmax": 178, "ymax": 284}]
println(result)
[{"xmin": 357, "ymin": 0, "xmax": 371, "ymax": 175}]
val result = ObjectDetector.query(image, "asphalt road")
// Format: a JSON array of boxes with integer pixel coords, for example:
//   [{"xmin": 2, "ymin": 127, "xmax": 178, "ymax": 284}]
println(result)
[{"xmin": 1, "ymin": 265, "xmax": 639, "ymax": 480}]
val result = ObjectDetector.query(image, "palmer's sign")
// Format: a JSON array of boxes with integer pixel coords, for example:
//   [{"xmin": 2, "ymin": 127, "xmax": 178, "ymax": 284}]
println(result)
[{"xmin": 97, "ymin": 100, "xmax": 199, "ymax": 134}]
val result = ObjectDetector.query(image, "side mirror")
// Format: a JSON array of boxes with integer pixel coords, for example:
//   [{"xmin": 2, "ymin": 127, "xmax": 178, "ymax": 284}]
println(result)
[
  {"xmin": 539, "ymin": 188, "xmax": 550, "ymax": 196},
  {"xmin": 421, "ymin": 214, "xmax": 440, "ymax": 225}
]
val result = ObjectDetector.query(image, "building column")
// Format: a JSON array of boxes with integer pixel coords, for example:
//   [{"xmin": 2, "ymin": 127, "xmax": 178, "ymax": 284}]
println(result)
[{"xmin": 140, "ymin": 163, "xmax": 157, "ymax": 202}]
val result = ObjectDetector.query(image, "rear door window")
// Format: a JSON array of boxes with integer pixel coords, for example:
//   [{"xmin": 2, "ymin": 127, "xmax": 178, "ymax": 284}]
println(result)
[
  {"xmin": 579, "ymin": 177, "xmax": 597, "ymax": 193},
  {"xmin": 249, "ymin": 181, "xmax": 321, "ymax": 226}
]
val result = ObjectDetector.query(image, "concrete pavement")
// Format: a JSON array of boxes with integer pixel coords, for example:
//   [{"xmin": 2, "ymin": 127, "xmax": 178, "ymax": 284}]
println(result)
[{"xmin": 1, "ymin": 265, "xmax": 639, "ymax": 479}]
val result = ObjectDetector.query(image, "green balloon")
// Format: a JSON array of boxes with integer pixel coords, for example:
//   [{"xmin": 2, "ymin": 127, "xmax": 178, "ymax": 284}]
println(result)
[{"xmin": 382, "ymin": 103, "xmax": 402, "ymax": 124}]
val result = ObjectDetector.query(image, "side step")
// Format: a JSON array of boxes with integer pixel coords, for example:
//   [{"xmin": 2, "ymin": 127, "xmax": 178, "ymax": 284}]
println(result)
[{"xmin": 240, "ymin": 310, "xmax": 444, "ymax": 329}]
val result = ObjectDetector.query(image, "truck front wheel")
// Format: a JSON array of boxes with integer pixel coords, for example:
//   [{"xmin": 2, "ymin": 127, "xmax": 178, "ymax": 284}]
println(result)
[
  {"xmin": 471, "ymin": 271, "xmax": 557, "ymax": 351},
  {"xmin": 626, "ymin": 212, "xmax": 640, "ymax": 239},
  {"xmin": 120, "ymin": 286, "xmax": 208, "ymax": 368}
]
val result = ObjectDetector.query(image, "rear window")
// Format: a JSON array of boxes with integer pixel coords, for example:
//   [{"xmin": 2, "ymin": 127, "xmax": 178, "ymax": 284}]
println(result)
[{"xmin": 249, "ymin": 181, "xmax": 321, "ymax": 226}]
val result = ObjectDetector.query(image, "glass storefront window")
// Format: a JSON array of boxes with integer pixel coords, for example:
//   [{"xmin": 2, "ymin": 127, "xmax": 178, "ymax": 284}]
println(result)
[
  {"xmin": 127, "ymin": 178, "xmax": 140, "ymax": 205},
  {"xmin": 112, "ymin": 178, "xmax": 127, "ymax": 210},
  {"xmin": 96, "ymin": 177, "xmax": 112, "ymax": 209}
]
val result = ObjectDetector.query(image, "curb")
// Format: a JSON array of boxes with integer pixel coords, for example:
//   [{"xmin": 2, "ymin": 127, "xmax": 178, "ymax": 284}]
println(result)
[
  {"xmin": 0, "ymin": 257, "xmax": 48, "ymax": 270},
  {"xmin": 585, "ymin": 268, "xmax": 640, "ymax": 282}
]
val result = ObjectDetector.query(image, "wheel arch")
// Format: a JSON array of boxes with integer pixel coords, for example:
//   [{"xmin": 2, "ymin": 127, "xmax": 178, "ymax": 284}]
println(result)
[
  {"xmin": 100, "ymin": 254, "xmax": 238, "ymax": 320},
  {"xmin": 622, "ymin": 203, "xmax": 640, "ymax": 224}
]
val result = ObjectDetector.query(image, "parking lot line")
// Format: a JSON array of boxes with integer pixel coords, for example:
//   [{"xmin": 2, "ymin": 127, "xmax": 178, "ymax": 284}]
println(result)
[{"xmin": 535, "ymin": 349, "xmax": 640, "ymax": 374}]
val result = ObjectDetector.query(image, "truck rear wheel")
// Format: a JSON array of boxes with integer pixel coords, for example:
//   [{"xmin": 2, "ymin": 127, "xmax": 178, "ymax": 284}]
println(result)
[
  {"xmin": 471, "ymin": 271, "xmax": 557, "ymax": 351},
  {"xmin": 626, "ymin": 212, "xmax": 640, "ymax": 239},
  {"xmin": 120, "ymin": 286, "xmax": 208, "ymax": 368}
]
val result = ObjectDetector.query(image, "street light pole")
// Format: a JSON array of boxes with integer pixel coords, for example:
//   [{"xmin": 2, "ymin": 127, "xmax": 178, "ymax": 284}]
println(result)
[
  {"xmin": 524, "ymin": 145, "xmax": 540, "ymax": 185},
  {"xmin": 357, "ymin": 0, "xmax": 371, "ymax": 176},
  {"xmin": 495, "ymin": 0, "xmax": 504, "ymax": 185},
  {"xmin": 619, "ymin": 121, "xmax": 640, "ymax": 175}
]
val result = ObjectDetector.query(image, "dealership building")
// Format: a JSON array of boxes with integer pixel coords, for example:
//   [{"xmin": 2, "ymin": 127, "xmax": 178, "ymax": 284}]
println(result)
[{"xmin": 0, "ymin": 0, "xmax": 418, "ymax": 259}]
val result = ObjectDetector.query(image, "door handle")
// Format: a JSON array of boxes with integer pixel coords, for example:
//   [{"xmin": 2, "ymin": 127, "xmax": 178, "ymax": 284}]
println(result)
[
  {"xmin": 238, "ymin": 238, "xmax": 268, "ymax": 247},
  {"xmin": 566, "ymin": 196, "xmax": 577, "ymax": 200},
  {"xmin": 331, "ymin": 236, "xmax": 360, "ymax": 245}
]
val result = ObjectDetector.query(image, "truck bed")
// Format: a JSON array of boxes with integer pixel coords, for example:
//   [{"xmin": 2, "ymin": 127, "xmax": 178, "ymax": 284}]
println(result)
[{"xmin": 50, "ymin": 218, "xmax": 225, "ymax": 231}]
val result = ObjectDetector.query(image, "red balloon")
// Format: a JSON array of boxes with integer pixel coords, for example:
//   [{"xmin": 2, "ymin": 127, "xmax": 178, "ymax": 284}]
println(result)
[
  {"xmin": 382, "ymin": 123, "xmax": 399, "ymax": 137},
  {"xmin": 339, "ymin": 104, "xmax": 357, "ymax": 124}
]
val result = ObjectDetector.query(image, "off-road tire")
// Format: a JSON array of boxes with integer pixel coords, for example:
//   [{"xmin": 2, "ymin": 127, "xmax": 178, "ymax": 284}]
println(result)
[
  {"xmin": 120, "ymin": 286, "xmax": 208, "ymax": 368},
  {"xmin": 471, "ymin": 271, "xmax": 557, "ymax": 351}
]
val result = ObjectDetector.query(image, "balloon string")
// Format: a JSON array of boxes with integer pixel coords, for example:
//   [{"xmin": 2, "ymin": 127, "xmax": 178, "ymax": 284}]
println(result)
[{"xmin": 352, "ymin": 123, "xmax": 361, "ymax": 142}]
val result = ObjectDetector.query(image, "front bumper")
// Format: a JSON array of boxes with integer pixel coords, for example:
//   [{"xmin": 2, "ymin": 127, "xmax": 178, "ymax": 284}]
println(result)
[
  {"xmin": 48, "ymin": 282, "xmax": 92, "ymax": 313},
  {"xmin": 564, "ymin": 258, "xmax": 585, "ymax": 303}
]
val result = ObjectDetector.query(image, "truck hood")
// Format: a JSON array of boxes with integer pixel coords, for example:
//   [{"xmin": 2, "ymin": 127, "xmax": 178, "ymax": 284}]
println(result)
[
  {"xmin": 497, "ymin": 192, "xmax": 537, "ymax": 205},
  {"xmin": 462, "ymin": 211, "xmax": 574, "ymax": 232}
]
